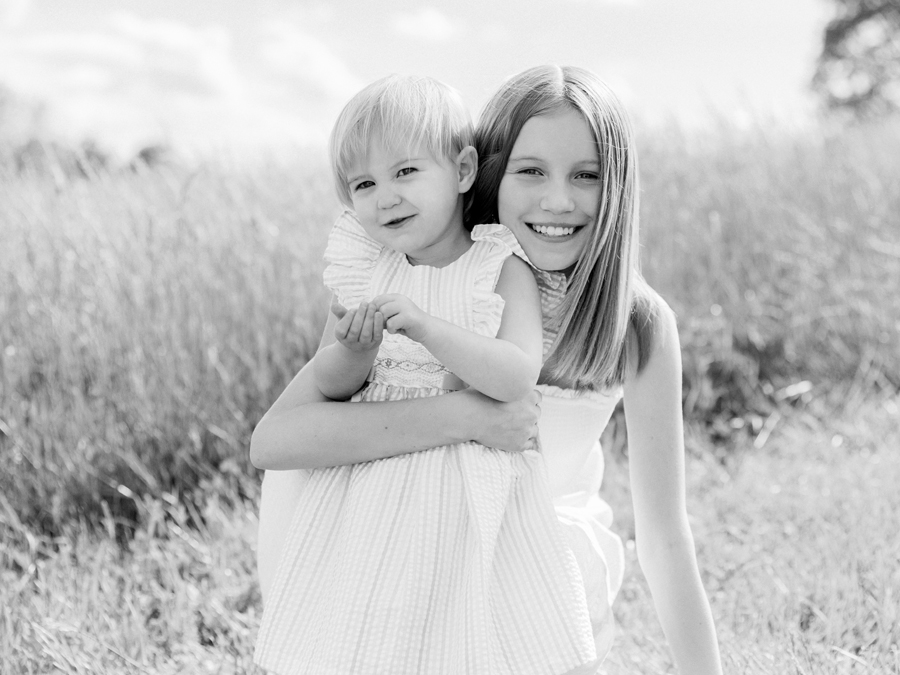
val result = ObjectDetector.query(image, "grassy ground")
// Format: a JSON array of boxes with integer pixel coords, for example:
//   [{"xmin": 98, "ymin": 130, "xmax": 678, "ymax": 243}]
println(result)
[
  {"xmin": 602, "ymin": 392, "xmax": 900, "ymax": 674},
  {"xmin": 2, "ymin": 394, "xmax": 897, "ymax": 674}
]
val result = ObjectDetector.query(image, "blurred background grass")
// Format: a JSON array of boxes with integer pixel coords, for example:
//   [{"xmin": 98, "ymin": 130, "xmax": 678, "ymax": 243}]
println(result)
[
  {"xmin": 1, "ymin": 119, "xmax": 899, "ymax": 673},
  {"xmin": 2, "ymin": 119, "xmax": 897, "ymax": 536}
]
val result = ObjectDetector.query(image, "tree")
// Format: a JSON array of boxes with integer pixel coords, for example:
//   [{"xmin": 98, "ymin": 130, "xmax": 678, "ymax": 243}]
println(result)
[{"xmin": 813, "ymin": 0, "xmax": 900, "ymax": 118}]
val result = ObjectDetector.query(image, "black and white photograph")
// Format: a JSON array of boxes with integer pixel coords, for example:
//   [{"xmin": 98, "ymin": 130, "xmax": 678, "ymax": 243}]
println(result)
[{"xmin": 1, "ymin": 1, "xmax": 898, "ymax": 673}]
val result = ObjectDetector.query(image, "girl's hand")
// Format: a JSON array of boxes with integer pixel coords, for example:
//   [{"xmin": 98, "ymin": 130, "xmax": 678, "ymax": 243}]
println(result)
[
  {"xmin": 461, "ymin": 387, "xmax": 542, "ymax": 453},
  {"xmin": 331, "ymin": 300, "xmax": 384, "ymax": 353},
  {"xmin": 373, "ymin": 293, "xmax": 431, "ymax": 343}
]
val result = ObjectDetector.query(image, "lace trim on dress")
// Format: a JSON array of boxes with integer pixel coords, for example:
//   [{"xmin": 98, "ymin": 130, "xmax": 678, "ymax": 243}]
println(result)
[{"xmin": 538, "ymin": 383, "xmax": 623, "ymax": 403}]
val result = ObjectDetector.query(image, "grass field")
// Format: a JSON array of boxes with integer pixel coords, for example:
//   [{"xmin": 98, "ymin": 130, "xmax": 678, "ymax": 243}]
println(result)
[
  {"xmin": 3, "ymin": 395, "xmax": 897, "ymax": 674},
  {"xmin": 1, "ymin": 119, "xmax": 899, "ymax": 673}
]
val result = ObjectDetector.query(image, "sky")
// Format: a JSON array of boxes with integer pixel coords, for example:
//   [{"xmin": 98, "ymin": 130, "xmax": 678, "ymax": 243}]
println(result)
[{"xmin": 0, "ymin": 0, "xmax": 833, "ymax": 160}]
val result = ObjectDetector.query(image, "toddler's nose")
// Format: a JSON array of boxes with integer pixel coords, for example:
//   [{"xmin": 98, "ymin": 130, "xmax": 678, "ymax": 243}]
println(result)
[{"xmin": 376, "ymin": 187, "xmax": 402, "ymax": 209}]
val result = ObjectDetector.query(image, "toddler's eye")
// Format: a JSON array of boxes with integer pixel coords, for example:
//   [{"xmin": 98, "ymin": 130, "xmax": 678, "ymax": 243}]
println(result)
[
  {"xmin": 397, "ymin": 167, "xmax": 418, "ymax": 177},
  {"xmin": 352, "ymin": 180, "xmax": 374, "ymax": 192}
]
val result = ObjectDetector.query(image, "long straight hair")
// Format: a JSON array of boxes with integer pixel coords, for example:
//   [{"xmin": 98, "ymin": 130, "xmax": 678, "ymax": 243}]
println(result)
[{"xmin": 473, "ymin": 65, "xmax": 657, "ymax": 388}]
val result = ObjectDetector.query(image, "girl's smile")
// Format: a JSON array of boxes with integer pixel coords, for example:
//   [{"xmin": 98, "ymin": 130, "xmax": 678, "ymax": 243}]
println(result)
[
  {"xmin": 527, "ymin": 222, "xmax": 584, "ymax": 238},
  {"xmin": 497, "ymin": 108, "xmax": 601, "ymax": 271}
]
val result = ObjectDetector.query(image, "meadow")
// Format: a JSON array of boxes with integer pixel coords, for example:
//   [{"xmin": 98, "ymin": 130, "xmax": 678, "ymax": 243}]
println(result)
[{"xmin": 1, "ymin": 118, "xmax": 899, "ymax": 673}]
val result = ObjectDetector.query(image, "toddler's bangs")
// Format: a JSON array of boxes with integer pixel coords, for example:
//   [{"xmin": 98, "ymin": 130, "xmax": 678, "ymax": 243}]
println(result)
[
  {"xmin": 331, "ymin": 75, "xmax": 473, "ymax": 205},
  {"xmin": 337, "ymin": 105, "xmax": 448, "ymax": 172}
]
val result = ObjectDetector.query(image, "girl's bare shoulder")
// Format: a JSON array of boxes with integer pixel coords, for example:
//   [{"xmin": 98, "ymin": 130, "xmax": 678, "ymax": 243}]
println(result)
[{"xmin": 625, "ymin": 286, "xmax": 680, "ymax": 383}]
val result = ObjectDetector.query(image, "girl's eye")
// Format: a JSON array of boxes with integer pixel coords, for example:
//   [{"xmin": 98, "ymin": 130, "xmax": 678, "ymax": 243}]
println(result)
[
  {"xmin": 575, "ymin": 172, "xmax": 600, "ymax": 181},
  {"xmin": 352, "ymin": 180, "xmax": 374, "ymax": 192},
  {"xmin": 397, "ymin": 167, "xmax": 417, "ymax": 177},
  {"xmin": 516, "ymin": 168, "xmax": 542, "ymax": 176}
]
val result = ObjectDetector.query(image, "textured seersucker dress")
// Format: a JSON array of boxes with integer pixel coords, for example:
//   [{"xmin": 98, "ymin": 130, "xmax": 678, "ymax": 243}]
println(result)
[
  {"xmin": 506, "ymin": 234, "xmax": 626, "ymax": 669},
  {"xmin": 254, "ymin": 212, "xmax": 598, "ymax": 675}
]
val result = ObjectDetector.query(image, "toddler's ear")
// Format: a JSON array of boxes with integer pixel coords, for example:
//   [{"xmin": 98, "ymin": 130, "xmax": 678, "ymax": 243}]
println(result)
[{"xmin": 455, "ymin": 146, "xmax": 478, "ymax": 193}]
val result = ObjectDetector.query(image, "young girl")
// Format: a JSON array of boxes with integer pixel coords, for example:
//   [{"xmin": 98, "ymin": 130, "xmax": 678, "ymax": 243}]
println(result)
[
  {"xmin": 252, "ymin": 66, "xmax": 723, "ymax": 674},
  {"xmin": 254, "ymin": 74, "xmax": 602, "ymax": 675}
]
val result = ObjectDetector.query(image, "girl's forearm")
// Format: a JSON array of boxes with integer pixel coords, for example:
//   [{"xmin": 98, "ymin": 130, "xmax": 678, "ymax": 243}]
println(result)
[
  {"xmin": 250, "ymin": 361, "xmax": 482, "ymax": 470},
  {"xmin": 252, "ymin": 397, "xmax": 474, "ymax": 469},
  {"xmin": 638, "ymin": 530, "xmax": 723, "ymax": 675}
]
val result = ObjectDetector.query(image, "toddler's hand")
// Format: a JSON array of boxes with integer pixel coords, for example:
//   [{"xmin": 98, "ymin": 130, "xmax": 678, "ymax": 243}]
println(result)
[
  {"xmin": 373, "ymin": 294, "xmax": 431, "ymax": 343},
  {"xmin": 332, "ymin": 300, "xmax": 384, "ymax": 353}
]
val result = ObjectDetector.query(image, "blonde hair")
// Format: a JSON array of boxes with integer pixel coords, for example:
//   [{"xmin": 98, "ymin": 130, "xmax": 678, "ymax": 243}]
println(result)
[
  {"xmin": 473, "ymin": 65, "xmax": 658, "ymax": 388},
  {"xmin": 330, "ymin": 74, "xmax": 475, "ymax": 208}
]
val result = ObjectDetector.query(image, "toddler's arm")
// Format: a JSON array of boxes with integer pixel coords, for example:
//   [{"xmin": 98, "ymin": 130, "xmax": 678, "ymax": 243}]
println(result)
[
  {"xmin": 313, "ymin": 299, "xmax": 384, "ymax": 400},
  {"xmin": 375, "ymin": 255, "xmax": 542, "ymax": 402}
]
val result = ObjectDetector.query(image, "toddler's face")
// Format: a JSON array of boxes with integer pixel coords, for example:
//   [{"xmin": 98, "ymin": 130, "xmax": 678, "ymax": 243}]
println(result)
[
  {"xmin": 497, "ymin": 108, "xmax": 601, "ymax": 272},
  {"xmin": 346, "ymin": 138, "xmax": 470, "ymax": 267}
]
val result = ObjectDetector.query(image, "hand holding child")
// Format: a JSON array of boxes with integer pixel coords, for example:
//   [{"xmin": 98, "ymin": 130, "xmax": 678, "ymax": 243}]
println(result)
[
  {"xmin": 373, "ymin": 294, "xmax": 431, "ymax": 343},
  {"xmin": 331, "ymin": 300, "xmax": 384, "ymax": 353}
]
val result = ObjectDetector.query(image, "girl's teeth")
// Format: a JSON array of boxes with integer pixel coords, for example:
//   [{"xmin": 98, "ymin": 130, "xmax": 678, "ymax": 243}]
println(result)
[{"xmin": 532, "ymin": 224, "xmax": 575, "ymax": 237}]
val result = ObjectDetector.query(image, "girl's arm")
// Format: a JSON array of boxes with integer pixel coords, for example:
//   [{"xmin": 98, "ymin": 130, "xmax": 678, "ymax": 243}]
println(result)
[
  {"xmin": 250, "ymin": 356, "xmax": 542, "ymax": 470},
  {"xmin": 622, "ymin": 302, "xmax": 723, "ymax": 675},
  {"xmin": 375, "ymin": 255, "xmax": 543, "ymax": 402},
  {"xmin": 313, "ymin": 300, "xmax": 383, "ymax": 400}
]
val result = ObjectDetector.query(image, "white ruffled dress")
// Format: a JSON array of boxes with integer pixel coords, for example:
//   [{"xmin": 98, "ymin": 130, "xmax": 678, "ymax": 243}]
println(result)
[{"xmin": 254, "ymin": 213, "xmax": 601, "ymax": 675}]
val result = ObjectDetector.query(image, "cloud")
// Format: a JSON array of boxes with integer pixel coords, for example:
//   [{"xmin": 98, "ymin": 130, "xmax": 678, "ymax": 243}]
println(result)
[
  {"xmin": 0, "ymin": 0, "xmax": 29, "ymax": 28},
  {"xmin": 259, "ymin": 20, "xmax": 362, "ymax": 100},
  {"xmin": 392, "ymin": 7, "xmax": 459, "ymax": 42},
  {"xmin": 0, "ymin": 12, "xmax": 363, "ymax": 158},
  {"xmin": 110, "ymin": 13, "xmax": 243, "ymax": 98}
]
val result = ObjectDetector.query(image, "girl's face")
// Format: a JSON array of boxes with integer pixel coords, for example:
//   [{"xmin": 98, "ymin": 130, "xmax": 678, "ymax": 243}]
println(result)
[{"xmin": 497, "ymin": 108, "xmax": 601, "ymax": 272}]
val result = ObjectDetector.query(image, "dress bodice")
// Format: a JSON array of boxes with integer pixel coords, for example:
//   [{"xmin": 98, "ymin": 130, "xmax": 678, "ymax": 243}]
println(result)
[
  {"xmin": 538, "ymin": 384, "xmax": 621, "ymax": 520},
  {"xmin": 322, "ymin": 211, "xmax": 516, "ymax": 390}
]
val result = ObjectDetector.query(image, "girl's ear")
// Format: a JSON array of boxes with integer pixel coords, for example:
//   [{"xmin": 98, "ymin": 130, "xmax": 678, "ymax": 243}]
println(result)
[{"xmin": 455, "ymin": 146, "xmax": 478, "ymax": 194}]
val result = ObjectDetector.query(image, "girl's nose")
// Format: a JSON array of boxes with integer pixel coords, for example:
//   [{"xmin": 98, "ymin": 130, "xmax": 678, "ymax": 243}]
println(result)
[
  {"xmin": 539, "ymin": 181, "xmax": 575, "ymax": 214},
  {"xmin": 376, "ymin": 187, "xmax": 402, "ymax": 209}
]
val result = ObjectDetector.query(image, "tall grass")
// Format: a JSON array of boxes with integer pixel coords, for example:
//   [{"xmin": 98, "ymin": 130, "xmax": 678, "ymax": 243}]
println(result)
[
  {"xmin": 1, "ymin": 120, "xmax": 898, "ymax": 536},
  {"xmin": 1, "ymin": 160, "xmax": 335, "ymax": 533},
  {"xmin": 639, "ymin": 120, "xmax": 900, "ymax": 439}
]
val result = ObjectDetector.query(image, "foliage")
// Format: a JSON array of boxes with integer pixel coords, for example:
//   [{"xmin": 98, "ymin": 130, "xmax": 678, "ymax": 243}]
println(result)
[
  {"xmin": 813, "ymin": 0, "xmax": 900, "ymax": 118},
  {"xmin": 0, "ymin": 159, "xmax": 336, "ymax": 535},
  {"xmin": 638, "ymin": 118, "xmax": 900, "ymax": 451}
]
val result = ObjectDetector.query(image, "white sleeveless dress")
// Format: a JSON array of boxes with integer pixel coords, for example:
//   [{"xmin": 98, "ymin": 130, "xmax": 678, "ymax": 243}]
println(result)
[
  {"xmin": 537, "ymin": 383, "xmax": 624, "ymax": 664},
  {"xmin": 254, "ymin": 213, "xmax": 601, "ymax": 675},
  {"xmin": 516, "ymin": 238, "xmax": 626, "ymax": 666}
]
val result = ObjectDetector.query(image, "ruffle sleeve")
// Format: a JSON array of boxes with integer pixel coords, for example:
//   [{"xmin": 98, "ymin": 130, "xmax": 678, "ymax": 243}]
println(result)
[
  {"xmin": 472, "ymin": 223, "xmax": 569, "ymax": 356},
  {"xmin": 467, "ymin": 223, "xmax": 520, "ymax": 338},
  {"xmin": 322, "ymin": 210, "xmax": 383, "ymax": 309}
]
